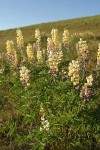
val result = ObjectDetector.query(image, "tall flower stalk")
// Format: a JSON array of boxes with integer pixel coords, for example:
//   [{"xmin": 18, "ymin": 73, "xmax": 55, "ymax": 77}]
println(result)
[
  {"xmin": 80, "ymin": 74, "xmax": 93, "ymax": 99},
  {"xmin": 16, "ymin": 29, "xmax": 24, "ymax": 49},
  {"xmin": 20, "ymin": 66, "xmax": 30, "ymax": 87},
  {"xmin": 35, "ymin": 29, "xmax": 44, "ymax": 63},
  {"xmin": 96, "ymin": 43, "xmax": 100, "ymax": 69},
  {"xmin": 76, "ymin": 38, "xmax": 89, "ymax": 79},
  {"xmin": 40, "ymin": 104, "xmax": 49, "ymax": 131},
  {"xmin": 16, "ymin": 29, "xmax": 26, "ymax": 63},
  {"xmin": 26, "ymin": 44, "xmax": 35, "ymax": 64},
  {"xmin": 68, "ymin": 60, "xmax": 80, "ymax": 86},
  {"xmin": 47, "ymin": 29, "xmax": 63, "ymax": 73},
  {"xmin": 47, "ymin": 37, "xmax": 63, "ymax": 73},
  {"xmin": 62, "ymin": 29, "xmax": 70, "ymax": 48},
  {"xmin": 6, "ymin": 40, "xmax": 18, "ymax": 69}
]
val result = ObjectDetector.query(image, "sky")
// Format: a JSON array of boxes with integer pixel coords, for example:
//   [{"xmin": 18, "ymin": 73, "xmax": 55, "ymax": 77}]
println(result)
[{"xmin": 0, "ymin": 0, "xmax": 100, "ymax": 30}]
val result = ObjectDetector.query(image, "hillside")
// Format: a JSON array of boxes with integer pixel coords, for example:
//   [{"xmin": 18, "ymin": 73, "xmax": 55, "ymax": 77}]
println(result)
[
  {"xmin": 0, "ymin": 15, "xmax": 100, "ymax": 149},
  {"xmin": 0, "ymin": 15, "xmax": 100, "ymax": 51}
]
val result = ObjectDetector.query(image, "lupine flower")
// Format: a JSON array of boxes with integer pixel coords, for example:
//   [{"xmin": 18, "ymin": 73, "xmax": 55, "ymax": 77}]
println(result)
[
  {"xmin": 58, "ymin": 50, "xmax": 63, "ymax": 63},
  {"xmin": 13, "ymin": 51, "xmax": 18, "ymax": 68},
  {"xmin": 6, "ymin": 40, "xmax": 18, "ymax": 68},
  {"xmin": 62, "ymin": 29, "xmax": 70, "ymax": 46},
  {"xmin": 97, "ymin": 43, "xmax": 100, "ymax": 67},
  {"xmin": 51, "ymin": 29, "xmax": 58, "ymax": 44},
  {"xmin": 77, "ymin": 38, "xmax": 89, "ymax": 62},
  {"xmin": 80, "ymin": 75, "xmax": 93, "ymax": 99},
  {"xmin": 47, "ymin": 38, "xmax": 55, "ymax": 54},
  {"xmin": 68, "ymin": 60, "xmax": 80, "ymax": 85},
  {"xmin": 80, "ymin": 84, "xmax": 92, "ymax": 99},
  {"xmin": 16, "ymin": 29, "xmax": 24, "ymax": 49},
  {"xmin": 35, "ymin": 29, "xmax": 41, "ymax": 42},
  {"xmin": 26, "ymin": 44, "xmax": 35, "ymax": 63},
  {"xmin": 86, "ymin": 74, "xmax": 93, "ymax": 86},
  {"xmin": 48, "ymin": 51, "xmax": 59, "ymax": 72},
  {"xmin": 40, "ymin": 104, "xmax": 49, "ymax": 131},
  {"xmin": 51, "ymin": 28, "xmax": 61, "ymax": 50},
  {"xmin": 6, "ymin": 40, "xmax": 15, "ymax": 55},
  {"xmin": 37, "ymin": 50, "xmax": 43, "ymax": 63},
  {"xmin": 40, "ymin": 117, "xmax": 50, "ymax": 131},
  {"xmin": 47, "ymin": 36, "xmax": 63, "ymax": 72},
  {"xmin": 35, "ymin": 29, "xmax": 44, "ymax": 63},
  {"xmin": 20, "ymin": 66, "xmax": 30, "ymax": 86}
]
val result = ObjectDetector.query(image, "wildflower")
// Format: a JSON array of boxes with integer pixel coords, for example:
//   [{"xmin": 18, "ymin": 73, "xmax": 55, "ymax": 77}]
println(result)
[
  {"xmin": 80, "ymin": 84, "xmax": 92, "ymax": 99},
  {"xmin": 97, "ymin": 43, "xmax": 100, "ymax": 67},
  {"xmin": 34, "ymin": 29, "xmax": 44, "ymax": 63},
  {"xmin": 80, "ymin": 75, "xmax": 93, "ymax": 99},
  {"xmin": 37, "ymin": 50, "xmax": 43, "ymax": 63},
  {"xmin": 6, "ymin": 40, "xmax": 18, "ymax": 69},
  {"xmin": 20, "ymin": 66, "xmax": 30, "ymax": 86},
  {"xmin": 26, "ymin": 44, "xmax": 35, "ymax": 63},
  {"xmin": 13, "ymin": 51, "xmax": 18, "ymax": 68},
  {"xmin": 16, "ymin": 29, "xmax": 24, "ymax": 49},
  {"xmin": 40, "ymin": 104, "xmax": 49, "ymax": 131},
  {"xmin": 51, "ymin": 28, "xmax": 61, "ymax": 50},
  {"xmin": 47, "ymin": 36, "xmax": 63, "ymax": 72},
  {"xmin": 62, "ymin": 29, "xmax": 70, "ymax": 46},
  {"xmin": 68, "ymin": 60, "xmax": 80, "ymax": 85},
  {"xmin": 77, "ymin": 38, "xmax": 89, "ymax": 62},
  {"xmin": 40, "ymin": 117, "xmax": 50, "ymax": 131},
  {"xmin": 86, "ymin": 74, "xmax": 93, "ymax": 86},
  {"xmin": 48, "ymin": 51, "xmax": 59, "ymax": 72},
  {"xmin": 47, "ymin": 38, "xmax": 55, "ymax": 53},
  {"xmin": 35, "ymin": 29, "xmax": 41, "ymax": 42},
  {"xmin": 6, "ymin": 40, "xmax": 15, "ymax": 56}
]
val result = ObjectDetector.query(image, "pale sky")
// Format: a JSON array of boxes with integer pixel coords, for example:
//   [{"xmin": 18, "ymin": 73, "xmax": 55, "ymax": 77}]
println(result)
[{"xmin": 0, "ymin": 0, "xmax": 100, "ymax": 30}]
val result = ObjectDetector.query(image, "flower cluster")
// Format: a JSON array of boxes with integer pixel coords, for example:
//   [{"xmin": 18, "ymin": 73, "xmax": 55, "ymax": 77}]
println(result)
[
  {"xmin": 77, "ymin": 38, "xmax": 89, "ymax": 62},
  {"xmin": 35, "ymin": 29, "xmax": 44, "ymax": 63},
  {"xmin": 20, "ymin": 66, "xmax": 30, "ymax": 86},
  {"xmin": 47, "ymin": 33, "xmax": 63, "ymax": 72},
  {"xmin": 35, "ymin": 29, "xmax": 41, "ymax": 42},
  {"xmin": 47, "ymin": 38, "xmax": 55, "ymax": 54},
  {"xmin": 97, "ymin": 43, "xmax": 100, "ymax": 68},
  {"xmin": 80, "ymin": 75, "xmax": 93, "ymax": 99},
  {"xmin": 68, "ymin": 60, "xmax": 80, "ymax": 85},
  {"xmin": 13, "ymin": 51, "xmax": 18, "ymax": 68},
  {"xmin": 62, "ymin": 29, "xmax": 70, "ymax": 46},
  {"xmin": 51, "ymin": 28, "xmax": 61, "ymax": 50},
  {"xmin": 37, "ymin": 50, "xmax": 43, "ymax": 63},
  {"xmin": 48, "ymin": 51, "xmax": 59, "ymax": 72},
  {"xmin": 16, "ymin": 29, "xmax": 24, "ymax": 49},
  {"xmin": 48, "ymin": 49, "xmax": 63, "ymax": 72},
  {"xmin": 86, "ymin": 74, "xmax": 93, "ymax": 86},
  {"xmin": 6, "ymin": 40, "xmax": 18, "ymax": 68},
  {"xmin": 6, "ymin": 40, "xmax": 15, "ymax": 55},
  {"xmin": 40, "ymin": 104, "xmax": 49, "ymax": 131},
  {"xmin": 26, "ymin": 44, "xmax": 35, "ymax": 63}
]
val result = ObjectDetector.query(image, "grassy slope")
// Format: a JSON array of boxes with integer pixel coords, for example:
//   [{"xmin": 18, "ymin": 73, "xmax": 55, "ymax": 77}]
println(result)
[{"xmin": 0, "ymin": 15, "xmax": 100, "ymax": 51}]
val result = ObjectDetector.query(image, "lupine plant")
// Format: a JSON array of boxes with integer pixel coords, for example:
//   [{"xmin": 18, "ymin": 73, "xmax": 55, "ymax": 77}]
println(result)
[{"xmin": 0, "ymin": 28, "xmax": 100, "ymax": 150}]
